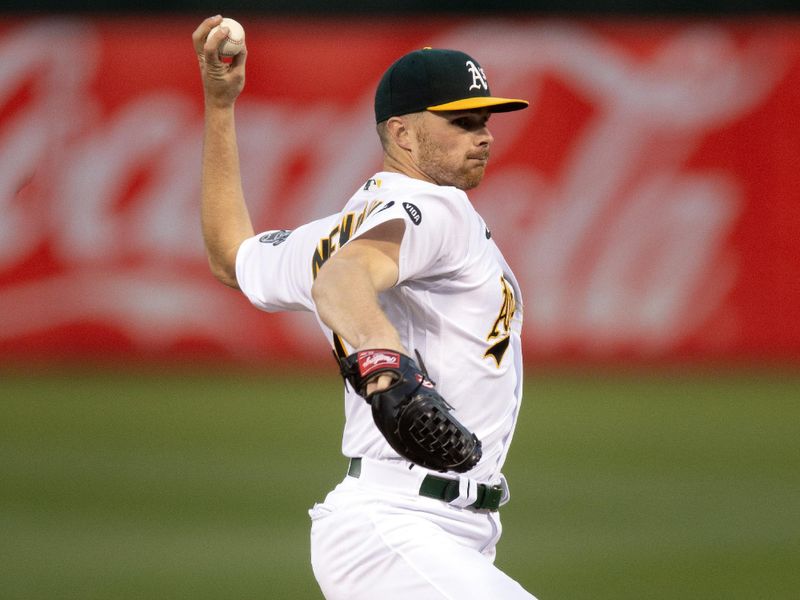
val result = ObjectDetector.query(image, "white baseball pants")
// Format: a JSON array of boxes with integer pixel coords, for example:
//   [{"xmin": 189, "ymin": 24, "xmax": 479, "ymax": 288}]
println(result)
[{"xmin": 309, "ymin": 458, "xmax": 537, "ymax": 600}]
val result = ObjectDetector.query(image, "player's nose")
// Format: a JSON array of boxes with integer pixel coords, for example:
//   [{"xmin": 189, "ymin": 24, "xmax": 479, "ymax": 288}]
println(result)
[{"xmin": 477, "ymin": 126, "xmax": 493, "ymax": 146}]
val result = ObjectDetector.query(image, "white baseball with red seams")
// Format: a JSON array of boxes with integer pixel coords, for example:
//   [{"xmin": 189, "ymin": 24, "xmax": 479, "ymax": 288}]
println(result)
[{"xmin": 209, "ymin": 17, "xmax": 245, "ymax": 57}]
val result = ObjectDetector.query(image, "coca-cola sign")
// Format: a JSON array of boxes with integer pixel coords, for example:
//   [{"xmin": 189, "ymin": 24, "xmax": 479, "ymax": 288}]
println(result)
[{"xmin": 1, "ymin": 18, "xmax": 798, "ymax": 364}]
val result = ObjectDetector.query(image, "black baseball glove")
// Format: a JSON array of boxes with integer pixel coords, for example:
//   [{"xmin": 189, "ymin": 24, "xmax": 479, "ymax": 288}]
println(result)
[{"xmin": 336, "ymin": 349, "xmax": 482, "ymax": 473}]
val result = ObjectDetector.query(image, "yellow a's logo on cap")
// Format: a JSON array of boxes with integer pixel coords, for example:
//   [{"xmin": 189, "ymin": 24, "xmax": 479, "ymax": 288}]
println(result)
[{"xmin": 466, "ymin": 60, "xmax": 488, "ymax": 91}]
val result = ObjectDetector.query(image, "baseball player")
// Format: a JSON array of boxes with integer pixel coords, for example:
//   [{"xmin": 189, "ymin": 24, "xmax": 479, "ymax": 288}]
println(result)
[{"xmin": 194, "ymin": 15, "xmax": 537, "ymax": 600}]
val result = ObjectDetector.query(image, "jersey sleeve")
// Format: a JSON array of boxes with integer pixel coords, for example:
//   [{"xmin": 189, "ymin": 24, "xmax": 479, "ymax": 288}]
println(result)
[
  {"xmin": 235, "ymin": 215, "xmax": 336, "ymax": 313},
  {"xmin": 350, "ymin": 191, "xmax": 471, "ymax": 284}
]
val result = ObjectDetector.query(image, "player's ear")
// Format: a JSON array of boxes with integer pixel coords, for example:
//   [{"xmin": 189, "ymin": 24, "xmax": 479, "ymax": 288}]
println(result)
[{"xmin": 386, "ymin": 115, "xmax": 414, "ymax": 152}]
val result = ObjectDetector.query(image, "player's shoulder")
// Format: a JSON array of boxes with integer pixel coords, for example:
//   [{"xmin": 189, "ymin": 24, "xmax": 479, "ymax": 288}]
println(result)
[
  {"xmin": 373, "ymin": 172, "xmax": 466, "ymax": 200},
  {"xmin": 258, "ymin": 213, "xmax": 339, "ymax": 244},
  {"xmin": 357, "ymin": 172, "xmax": 474, "ymax": 224}
]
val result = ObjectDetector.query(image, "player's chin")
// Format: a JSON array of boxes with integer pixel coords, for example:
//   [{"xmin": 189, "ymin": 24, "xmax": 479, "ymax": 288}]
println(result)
[{"xmin": 458, "ymin": 166, "xmax": 486, "ymax": 190}]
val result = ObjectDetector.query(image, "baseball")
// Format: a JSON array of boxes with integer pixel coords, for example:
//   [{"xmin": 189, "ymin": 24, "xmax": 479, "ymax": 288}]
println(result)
[{"xmin": 209, "ymin": 17, "xmax": 245, "ymax": 57}]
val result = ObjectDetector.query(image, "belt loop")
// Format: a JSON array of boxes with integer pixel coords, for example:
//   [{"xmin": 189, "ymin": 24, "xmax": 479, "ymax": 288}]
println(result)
[
  {"xmin": 499, "ymin": 474, "xmax": 511, "ymax": 506},
  {"xmin": 348, "ymin": 457, "xmax": 362, "ymax": 478},
  {"xmin": 447, "ymin": 475, "xmax": 479, "ymax": 509}
]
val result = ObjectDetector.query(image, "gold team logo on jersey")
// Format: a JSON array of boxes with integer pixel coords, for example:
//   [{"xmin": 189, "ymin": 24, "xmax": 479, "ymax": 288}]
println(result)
[{"xmin": 485, "ymin": 276, "xmax": 516, "ymax": 367}]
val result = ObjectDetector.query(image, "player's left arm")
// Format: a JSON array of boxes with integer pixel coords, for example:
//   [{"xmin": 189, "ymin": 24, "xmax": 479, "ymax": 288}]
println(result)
[{"xmin": 311, "ymin": 219, "xmax": 407, "ymax": 391}]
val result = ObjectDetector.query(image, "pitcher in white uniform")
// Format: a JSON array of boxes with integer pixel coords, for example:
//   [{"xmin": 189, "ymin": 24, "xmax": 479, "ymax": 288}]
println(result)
[{"xmin": 194, "ymin": 16, "xmax": 536, "ymax": 599}]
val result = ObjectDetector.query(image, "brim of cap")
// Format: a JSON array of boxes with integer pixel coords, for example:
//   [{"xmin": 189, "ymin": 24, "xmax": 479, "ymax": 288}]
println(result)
[{"xmin": 427, "ymin": 96, "xmax": 529, "ymax": 113}]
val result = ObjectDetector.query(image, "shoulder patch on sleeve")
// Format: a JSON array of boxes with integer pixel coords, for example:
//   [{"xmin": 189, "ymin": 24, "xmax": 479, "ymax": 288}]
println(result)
[
  {"xmin": 402, "ymin": 202, "xmax": 422, "ymax": 225},
  {"xmin": 259, "ymin": 230, "xmax": 292, "ymax": 245}
]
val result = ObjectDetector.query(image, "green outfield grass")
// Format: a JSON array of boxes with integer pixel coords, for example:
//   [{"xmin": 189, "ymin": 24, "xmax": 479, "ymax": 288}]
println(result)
[{"xmin": 1, "ymin": 367, "xmax": 798, "ymax": 599}]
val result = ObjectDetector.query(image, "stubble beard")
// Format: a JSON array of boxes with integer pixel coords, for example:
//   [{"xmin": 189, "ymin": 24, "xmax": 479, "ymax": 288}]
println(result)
[{"xmin": 416, "ymin": 130, "xmax": 486, "ymax": 191}]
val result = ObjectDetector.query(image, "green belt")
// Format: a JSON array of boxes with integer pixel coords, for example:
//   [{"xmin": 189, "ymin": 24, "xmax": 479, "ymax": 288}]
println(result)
[{"xmin": 347, "ymin": 458, "xmax": 503, "ymax": 511}]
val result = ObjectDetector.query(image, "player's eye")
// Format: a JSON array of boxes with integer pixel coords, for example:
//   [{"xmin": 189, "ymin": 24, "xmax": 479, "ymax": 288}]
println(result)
[
  {"xmin": 452, "ymin": 115, "xmax": 489, "ymax": 131},
  {"xmin": 453, "ymin": 117, "xmax": 475, "ymax": 129}
]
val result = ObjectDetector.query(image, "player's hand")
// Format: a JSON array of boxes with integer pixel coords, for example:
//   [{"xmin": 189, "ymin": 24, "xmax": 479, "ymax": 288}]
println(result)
[
  {"xmin": 192, "ymin": 15, "xmax": 247, "ymax": 109},
  {"xmin": 337, "ymin": 350, "xmax": 482, "ymax": 473},
  {"xmin": 365, "ymin": 373, "xmax": 396, "ymax": 396}
]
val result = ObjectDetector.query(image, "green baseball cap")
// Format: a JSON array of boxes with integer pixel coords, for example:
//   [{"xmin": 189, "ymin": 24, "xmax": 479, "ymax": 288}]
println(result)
[{"xmin": 374, "ymin": 47, "xmax": 529, "ymax": 123}]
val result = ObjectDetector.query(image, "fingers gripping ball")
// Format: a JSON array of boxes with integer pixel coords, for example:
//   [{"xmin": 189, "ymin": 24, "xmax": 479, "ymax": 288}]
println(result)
[
  {"xmin": 209, "ymin": 17, "xmax": 245, "ymax": 57},
  {"xmin": 337, "ymin": 350, "xmax": 483, "ymax": 473}
]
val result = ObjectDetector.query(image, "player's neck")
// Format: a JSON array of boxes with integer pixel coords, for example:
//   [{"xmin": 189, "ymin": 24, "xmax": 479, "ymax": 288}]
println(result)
[{"xmin": 382, "ymin": 154, "xmax": 438, "ymax": 187}]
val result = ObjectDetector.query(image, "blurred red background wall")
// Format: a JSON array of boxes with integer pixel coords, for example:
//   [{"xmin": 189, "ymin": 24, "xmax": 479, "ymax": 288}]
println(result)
[{"xmin": 1, "ymin": 16, "xmax": 798, "ymax": 366}]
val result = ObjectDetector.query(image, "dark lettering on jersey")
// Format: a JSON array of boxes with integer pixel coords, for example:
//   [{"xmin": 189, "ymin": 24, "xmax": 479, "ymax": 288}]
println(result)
[
  {"xmin": 338, "ymin": 213, "xmax": 355, "ymax": 247},
  {"xmin": 402, "ymin": 202, "xmax": 422, "ymax": 225},
  {"xmin": 311, "ymin": 200, "xmax": 387, "ymax": 279},
  {"xmin": 375, "ymin": 200, "xmax": 395, "ymax": 215},
  {"xmin": 363, "ymin": 199, "xmax": 385, "ymax": 220},
  {"xmin": 484, "ymin": 336, "xmax": 510, "ymax": 366},
  {"xmin": 311, "ymin": 235, "xmax": 333, "ymax": 279},
  {"xmin": 484, "ymin": 276, "xmax": 516, "ymax": 367}
]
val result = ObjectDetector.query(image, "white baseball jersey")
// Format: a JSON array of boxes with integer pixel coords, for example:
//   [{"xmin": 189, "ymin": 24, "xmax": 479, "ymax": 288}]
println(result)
[{"xmin": 236, "ymin": 171, "xmax": 524, "ymax": 484}]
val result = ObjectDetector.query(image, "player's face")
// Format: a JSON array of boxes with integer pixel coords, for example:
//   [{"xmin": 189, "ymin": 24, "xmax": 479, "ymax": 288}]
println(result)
[{"xmin": 412, "ymin": 109, "xmax": 494, "ymax": 190}]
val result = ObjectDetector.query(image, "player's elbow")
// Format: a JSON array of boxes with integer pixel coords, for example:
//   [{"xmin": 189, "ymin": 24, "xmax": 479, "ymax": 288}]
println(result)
[
  {"xmin": 310, "ymin": 267, "xmax": 332, "ymax": 309},
  {"xmin": 207, "ymin": 255, "xmax": 240, "ymax": 289},
  {"xmin": 203, "ymin": 237, "xmax": 245, "ymax": 289}
]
